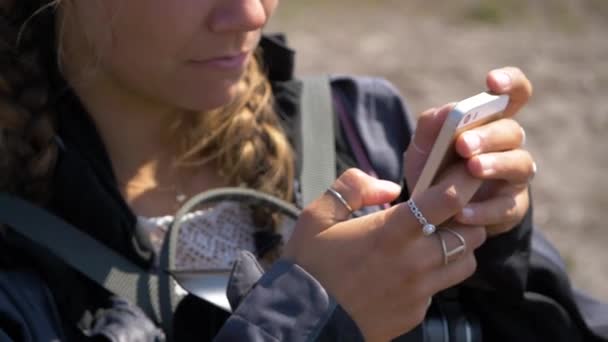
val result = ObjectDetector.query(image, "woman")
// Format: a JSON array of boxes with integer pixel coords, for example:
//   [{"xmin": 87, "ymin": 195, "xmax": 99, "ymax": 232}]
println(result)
[{"xmin": 0, "ymin": 0, "xmax": 601, "ymax": 341}]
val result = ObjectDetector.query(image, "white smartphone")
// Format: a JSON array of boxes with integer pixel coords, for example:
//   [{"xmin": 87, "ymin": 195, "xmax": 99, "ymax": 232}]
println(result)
[{"xmin": 410, "ymin": 92, "xmax": 509, "ymax": 198}]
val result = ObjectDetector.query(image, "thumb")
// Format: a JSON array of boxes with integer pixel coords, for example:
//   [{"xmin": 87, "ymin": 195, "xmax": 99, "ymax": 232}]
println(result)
[
  {"xmin": 299, "ymin": 168, "xmax": 401, "ymax": 235},
  {"xmin": 404, "ymin": 103, "xmax": 454, "ymax": 190}
]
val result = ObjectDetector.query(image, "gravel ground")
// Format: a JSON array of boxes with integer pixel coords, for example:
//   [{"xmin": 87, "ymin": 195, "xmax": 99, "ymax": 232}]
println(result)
[{"xmin": 268, "ymin": 2, "xmax": 608, "ymax": 302}]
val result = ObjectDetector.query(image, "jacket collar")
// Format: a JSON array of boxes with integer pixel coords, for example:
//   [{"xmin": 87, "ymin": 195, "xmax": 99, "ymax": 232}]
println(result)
[{"xmin": 259, "ymin": 33, "xmax": 296, "ymax": 82}]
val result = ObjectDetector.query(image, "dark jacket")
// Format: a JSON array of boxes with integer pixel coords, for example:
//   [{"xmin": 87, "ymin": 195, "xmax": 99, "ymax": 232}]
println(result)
[{"xmin": 0, "ymin": 34, "xmax": 605, "ymax": 342}]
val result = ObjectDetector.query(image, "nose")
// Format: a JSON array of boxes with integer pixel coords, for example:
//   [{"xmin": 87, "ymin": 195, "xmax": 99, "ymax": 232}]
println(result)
[{"xmin": 208, "ymin": 0, "xmax": 269, "ymax": 33}]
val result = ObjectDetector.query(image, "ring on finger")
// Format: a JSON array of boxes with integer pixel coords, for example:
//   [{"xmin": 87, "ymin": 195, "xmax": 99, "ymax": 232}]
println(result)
[
  {"xmin": 406, "ymin": 198, "xmax": 436, "ymax": 236},
  {"xmin": 437, "ymin": 228, "xmax": 467, "ymax": 266},
  {"xmin": 327, "ymin": 187, "xmax": 354, "ymax": 215}
]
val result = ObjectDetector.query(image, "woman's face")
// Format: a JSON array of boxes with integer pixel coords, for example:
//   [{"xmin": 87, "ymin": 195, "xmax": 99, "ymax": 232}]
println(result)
[{"xmin": 60, "ymin": 0, "xmax": 278, "ymax": 111}]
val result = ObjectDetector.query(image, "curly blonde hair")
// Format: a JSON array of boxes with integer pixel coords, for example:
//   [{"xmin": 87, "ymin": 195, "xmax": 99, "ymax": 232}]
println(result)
[
  {"xmin": 170, "ymin": 53, "xmax": 294, "ymax": 205},
  {"xmin": 170, "ymin": 53, "xmax": 295, "ymax": 260},
  {"xmin": 1, "ymin": 1, "xmax": 295, "ymax": 257}
]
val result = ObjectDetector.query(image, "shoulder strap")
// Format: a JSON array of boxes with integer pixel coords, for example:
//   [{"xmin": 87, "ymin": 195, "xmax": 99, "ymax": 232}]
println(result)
[
  {"xmin": 330, "ymin": 76, "xmax": 414, "ymax": 185},
  {"xmin": 0, "ymin": 193, "xmax": 170, "ymax": 331},
  {"xmin": 298, "ymin": 75, "xmax": 336, "ymax": 206},
  {"xmin": 0, "ymin": 187, "xmax": 303, "ymax": 339}
]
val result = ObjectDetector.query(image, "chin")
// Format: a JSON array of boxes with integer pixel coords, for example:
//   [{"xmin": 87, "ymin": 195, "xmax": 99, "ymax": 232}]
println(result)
[{"xmin": 177, "ymin": 81, "xmax": 241, "ymax": 112}]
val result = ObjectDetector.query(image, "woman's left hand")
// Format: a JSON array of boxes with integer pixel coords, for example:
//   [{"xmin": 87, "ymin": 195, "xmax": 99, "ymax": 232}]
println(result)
[{"xmin": 405, "ymin": 67, "xmax": 535, "ymax": 236}]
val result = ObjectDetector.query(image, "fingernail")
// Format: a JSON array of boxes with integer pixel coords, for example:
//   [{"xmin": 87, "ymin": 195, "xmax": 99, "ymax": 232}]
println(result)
[
  {"xmin": 531, "ymin": 162, "xmax": 537, "ymax": 180},
  {"xmin": 378, "ymin": 180, "xmax": 402, "ymax": 193},
  {"xmin": 462, "ymin": 132, "xmax": 481, "ymax": 155},
  {"xmin": 494, "ymin": 71, "xmax": 512, "ymax": 90},
  {"xmin": 520, "ymin": 127, "xmax": 527, "ymax": 146},
  {"xmin": 461, "ymin": 207, "xmax": 475, "ymax": 221},
  {"xmin": 478, "ymin": 155, "xmax": 495, "ymax": 174}
]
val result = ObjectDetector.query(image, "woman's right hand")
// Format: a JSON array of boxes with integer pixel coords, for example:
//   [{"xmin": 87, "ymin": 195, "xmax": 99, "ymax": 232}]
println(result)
[{"xmin": 284, "ymin": 168, "xmax": 486, "ymax": 342}]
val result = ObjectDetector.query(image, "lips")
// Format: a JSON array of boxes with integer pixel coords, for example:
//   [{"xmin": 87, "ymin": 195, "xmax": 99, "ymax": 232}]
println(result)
[{"xmin": 189, "ymin": 52, "xmax": 250, "ymax": 70}]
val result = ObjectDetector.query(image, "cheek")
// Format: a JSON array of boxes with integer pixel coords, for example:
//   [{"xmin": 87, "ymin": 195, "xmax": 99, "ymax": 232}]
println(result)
[
  {"xmin": 103, "ymin": 1, "xmax": 198, "ymax": 76},
  {"xmin": 105, "ymin": 47, "xmax": 244, "ymax": 112},
  {"xmin": 100, "ymin": 1, "xmax": 242, "ymax": 111}
]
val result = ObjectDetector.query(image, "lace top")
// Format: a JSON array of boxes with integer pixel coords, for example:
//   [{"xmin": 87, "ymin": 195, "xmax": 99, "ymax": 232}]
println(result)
[{"xmin": 137, "ymin": 201, "xmax": 257, "ymax": 270}]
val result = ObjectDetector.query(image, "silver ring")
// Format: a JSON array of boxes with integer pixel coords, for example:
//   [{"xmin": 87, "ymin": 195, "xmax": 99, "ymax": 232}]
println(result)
[
  {"xmin": 327, "ymin": 188, "xmax": 353, "ymax": 214},
  {"xmin": 406, "ymin": 199, "xmax": 436, "ymax": 236},
  {"xmin": 437, "ymin": 228, "xmax": 467, "ymax": 266}
]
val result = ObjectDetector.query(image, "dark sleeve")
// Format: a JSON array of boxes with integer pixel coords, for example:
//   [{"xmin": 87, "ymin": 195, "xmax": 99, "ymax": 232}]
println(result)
[
  {"xmin": 330, "ymin": 75, "xmax": 414, "ymax": 184},
  {"xmin": 330, "ymin": 75, "xmax": 607, "ymax": 341},
  {"xmin": 0, "ymin": 271, "xmax": 66, "ymax": 342},
  {"xmin": 459, "ymin": 203, "xmax": 608, "ymax": 342},
  {"xmin": 214, "ymin": 260, "xmax": 339, "ymax": 342},
  {"xmin": 466, "ymin": 204, "xmax": 534, "ymax": 295}
]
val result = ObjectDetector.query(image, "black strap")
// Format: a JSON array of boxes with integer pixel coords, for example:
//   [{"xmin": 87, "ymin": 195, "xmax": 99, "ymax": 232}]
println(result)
[
  {"xmin": 0, "ymin": 188, "xmax": 302, "ymax": 339},
  {"xmin": 0, "ymin": 193, "xmax": 165, "ymax": 325}
]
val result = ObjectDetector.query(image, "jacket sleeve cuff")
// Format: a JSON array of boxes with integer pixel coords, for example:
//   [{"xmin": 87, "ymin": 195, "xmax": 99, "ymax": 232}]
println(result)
[
  {"xmin": 215, "ymin": 259, "xmax": 337, "ymax": 342},
  {"xmin": 467, "ymin": 205, "xmax": 533, "ymax": 296}
]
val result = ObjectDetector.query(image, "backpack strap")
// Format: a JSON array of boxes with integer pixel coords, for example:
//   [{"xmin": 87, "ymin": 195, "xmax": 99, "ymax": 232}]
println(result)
[
  {"xmin": 298, "ymin": 75, "xmax": 336, "ymax": 206},
  {"xmin": 0, "ymin": 187, "xmax": 302, "ymax": 339},
  {"xmin": 0, "ymin": 193, "xmax": 167, "ymax": 327}
]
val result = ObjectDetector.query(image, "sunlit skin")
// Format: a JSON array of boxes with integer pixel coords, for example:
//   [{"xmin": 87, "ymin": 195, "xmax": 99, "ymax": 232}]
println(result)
[{"xmin": 58, "ymin": 0, "xmax": 279, "ymax": 214}]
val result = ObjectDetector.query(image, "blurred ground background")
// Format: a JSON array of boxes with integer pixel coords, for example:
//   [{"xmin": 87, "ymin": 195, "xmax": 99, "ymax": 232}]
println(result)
[{"xmin": 267, "ymin": 0, "xmax": 608, "ymax": 301}]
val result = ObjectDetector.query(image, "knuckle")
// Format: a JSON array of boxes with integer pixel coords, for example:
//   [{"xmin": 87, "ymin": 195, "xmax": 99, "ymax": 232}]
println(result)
[
  {"xmin": 338, "ymin": 168, "xmax": 365, "ymax": 189},
  {"xmin": 441, "ymin": 186, "xmax": 467, "ymax": 212},
  {"xmin": 418, "ymin": 107, "xmax": 438, "ymax": 124},
  {"xmin": 506, "ymin": 66, "xmax": 533, "ymax": 96},
  {"xmin": 421, "ymin": 107, "xmax": 437, "ymax": 118}
]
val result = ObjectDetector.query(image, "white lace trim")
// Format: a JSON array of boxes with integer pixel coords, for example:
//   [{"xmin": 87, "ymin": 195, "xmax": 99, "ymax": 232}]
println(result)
[{"xmin": 137, "ymin": 201, "xmax": 256, "ymax": 270}]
